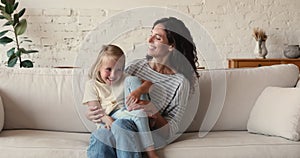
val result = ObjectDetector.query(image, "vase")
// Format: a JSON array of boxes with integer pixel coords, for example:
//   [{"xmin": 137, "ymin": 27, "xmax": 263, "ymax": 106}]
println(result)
[
  {"xmin": 254, "ymin": 40, "xmax": 268, "ymax": 59},
  {"xmin": 283, "ymin": 45, "xmax": 300, "ymax": 59}
]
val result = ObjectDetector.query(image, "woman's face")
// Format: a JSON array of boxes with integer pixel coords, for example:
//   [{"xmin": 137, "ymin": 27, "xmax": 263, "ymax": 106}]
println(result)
[{"xmin": 147, "ymin": 24, "xmax": 172, "ymax": 60}]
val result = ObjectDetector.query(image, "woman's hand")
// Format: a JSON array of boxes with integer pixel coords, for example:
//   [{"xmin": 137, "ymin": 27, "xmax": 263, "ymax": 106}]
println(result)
[
  {"xmin": 86, "ymin": 105, "xmax": 105, "ymax": 124},
  {"xmin": 126, "ymin": 89, "xmax": 142, "ymax": 104},
  {"xmin": 125, "ymin": 80, "xmax": 153, "ymax": 105},
  {"xmin": 127, "ymin": 97, "xmax": 168, "ymax": 134},
  {"xmin": 126, "ymin": 93, "xmax": 144, "ymax": 108},
  {"xmin": 127, "ymin": 100, "xmax": 158, "ymax": 117},
  {"xmin": 127, "ymin": 101, "xmax": 159, "ymax": 129}
]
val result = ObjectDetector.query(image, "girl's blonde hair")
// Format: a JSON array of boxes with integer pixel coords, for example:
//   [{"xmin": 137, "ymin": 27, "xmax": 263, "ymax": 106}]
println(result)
[{"xmin": 89, "ymin": 44, "xmax": 125, "ymax": 83}]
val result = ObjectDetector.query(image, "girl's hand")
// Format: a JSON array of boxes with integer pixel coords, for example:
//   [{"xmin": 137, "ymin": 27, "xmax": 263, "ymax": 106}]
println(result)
[
  {"xmin": 101, "ymin": 115, "xmax": 115, "ymax": 129},
  {"xmin": 85, "ymin": 105, "xmax": 105, "ymax": 123}
]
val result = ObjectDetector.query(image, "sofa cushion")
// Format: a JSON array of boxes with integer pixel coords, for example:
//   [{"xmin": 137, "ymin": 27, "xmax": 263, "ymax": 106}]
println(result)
[
  {"xmin": 0, "ymin": 130, "xmax": 89, "ymax": 158},
  {"xmin": 0, "ymin": 96, "xmax": 4, "ymax": 132},
  {"xmin": 0, "ymin": 67, "xmax": 95, "ymax": 132},
  {"xmin": 186, "ymin": 64, "xmax": 300, "ymax": 132},
  {"xmin": 247, "ymin": 87, "xmax": 300, "ymax": 141},
  {"xmin": 157, "ymin": 131, "xmax": 300, "ymax": 158}
]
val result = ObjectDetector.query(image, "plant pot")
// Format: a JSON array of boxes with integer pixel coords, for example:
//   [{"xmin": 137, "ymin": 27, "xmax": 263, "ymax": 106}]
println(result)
[{"xmin": 254, "ymin": 40, "xmax": 268, "ymax": 59}]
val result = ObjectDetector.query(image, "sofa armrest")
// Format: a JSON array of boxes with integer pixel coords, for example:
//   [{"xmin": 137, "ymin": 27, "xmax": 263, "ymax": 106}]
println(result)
[{"xmin": 0, "ymin": 96, "xmax": 4, "ymax": 132}]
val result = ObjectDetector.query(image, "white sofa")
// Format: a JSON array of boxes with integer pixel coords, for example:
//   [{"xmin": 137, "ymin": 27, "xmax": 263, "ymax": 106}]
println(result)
[{"xmin": 0, "ymin": 64, "xmax": 300, "ymax": 158}]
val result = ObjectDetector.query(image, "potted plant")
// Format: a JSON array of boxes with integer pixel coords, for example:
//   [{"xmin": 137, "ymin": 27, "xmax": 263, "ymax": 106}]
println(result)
[{"xmin": 0, "ymin": 0, "xmax": 38, "ymax": 67}]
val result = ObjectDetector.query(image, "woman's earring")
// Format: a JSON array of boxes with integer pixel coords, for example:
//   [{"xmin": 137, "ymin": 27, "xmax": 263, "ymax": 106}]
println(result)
[{"xmin": 168, "ymin": 45, "xmax": 174, "ymax": 52}]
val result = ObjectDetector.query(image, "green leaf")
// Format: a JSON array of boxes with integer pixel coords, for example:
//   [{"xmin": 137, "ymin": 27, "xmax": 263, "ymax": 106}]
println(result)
[
  {"xmin": 0, "ymin": 5, "xmax": 4, "ymax": 10},
  {"xmin": 14, "ymin": 18, "xmax": 27, "ymax": 35},
  {"xmin": 1, "ymin": 11, "xmax": 12, "ymax": 20},
  {"xmin": 0, "ymin": 30, "xmax": 9, "ymax": 37},
  {"xmin": 0, "ymin": 15, "xmax": 5, "ymax": 19},
  {"xmin": 18, "ymin": 8, "xmax": 25, "ymax": 18},
  {"xmin": 13, "ymin": 1, "xmax": 18, "ymax": 10},
  {"xmin": 25, "ymin": 50, "xmax": 38, "ymax": 54},
  {"xmin": 3, "ymin": 20, "xmax": 13, "ymax": 26},
  {"xmin": 6, "ymin": 47, "xmax": 14, "ymax": 57},
  {"xmin": 15, "ymin": 49, "xmax": 21, "ymax": 56},
  {"xmin": 0, "ymin": 36, "xmax": 13, "ymax": 45},
  {"xmin": 6, "ymin": 0, "xmax": 15, "ymax": 5},
  {"xmin": 5, "ymin": 2, "xmax": 14, "ymax": 14},
  {"xmin": 20, "ymin": 39, "xmax": 32, "ymax": 44},
  {"xmin": 1, "ymin": 0, "xmax": 6, "ymax": 5},
  {"xmin": 18, "ymin": 47, "xmax": 26, "ymax": 54},
  {"xmin": 21, "ymin": 60, "xmax": 33, "ymax": 68},
  {"xmin": 13, "ymin": 13, "xmax": 18, "ymax": 25},
  {"xmin": 8, "ymin": 54, "xmax": 17, "ymax": 67}
]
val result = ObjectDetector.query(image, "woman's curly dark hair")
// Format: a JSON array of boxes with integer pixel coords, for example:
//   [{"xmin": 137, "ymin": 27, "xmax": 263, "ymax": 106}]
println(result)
[{"xmin": 149, "ymin": 17, "xmax": 199, "ymax": 85}]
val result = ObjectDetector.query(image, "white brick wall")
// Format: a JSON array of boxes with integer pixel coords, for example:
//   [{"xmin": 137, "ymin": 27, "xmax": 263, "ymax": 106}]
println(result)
[{"xmin": 0, "ymin": 0, "xmax": 299, "ymax": 68}]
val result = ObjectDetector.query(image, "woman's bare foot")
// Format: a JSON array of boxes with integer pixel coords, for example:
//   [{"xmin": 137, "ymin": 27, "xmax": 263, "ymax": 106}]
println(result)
[
  {"xmin": 146, "ymin": 150, "xmax": 159, "ymax": 158},
  {"xmin": 146, "ymin": 146, "xmax": 159, "ymax": 158}
]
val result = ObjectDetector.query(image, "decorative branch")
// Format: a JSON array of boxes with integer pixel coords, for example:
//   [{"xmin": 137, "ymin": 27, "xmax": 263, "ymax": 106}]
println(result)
[{"xmin": 252, "ymin": 27, "xmax": 267, "ymax": 41}]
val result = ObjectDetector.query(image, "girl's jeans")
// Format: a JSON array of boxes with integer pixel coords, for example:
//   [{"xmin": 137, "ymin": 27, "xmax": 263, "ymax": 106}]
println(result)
[
  {"xmin": 87, "ymin": 119, "xmax": 167, "ymax": 158},
  {"xmin": 87, "ymin": 76, "xmax": 157, "ymax": 158}
]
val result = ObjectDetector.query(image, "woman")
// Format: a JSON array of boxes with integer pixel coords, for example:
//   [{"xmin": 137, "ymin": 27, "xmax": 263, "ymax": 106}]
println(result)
[{"xmin": 86, "ymin": 17, "xmax": 199, "ymax": 158}]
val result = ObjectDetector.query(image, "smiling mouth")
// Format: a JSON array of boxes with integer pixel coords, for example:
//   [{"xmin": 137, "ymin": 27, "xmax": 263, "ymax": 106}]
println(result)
[
  {"xmin": 108, "ymin": 77, "xmax": 120, "ymax": 84},
  {"xmin": 108, "ymin": 78, "xmax": 115, "ymax": 82},
  {"xmin": 148, "ymin": 45, "xmax": 156, "ymax": 50}
]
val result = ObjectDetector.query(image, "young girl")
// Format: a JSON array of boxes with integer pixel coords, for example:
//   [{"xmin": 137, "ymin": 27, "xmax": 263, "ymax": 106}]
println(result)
[{"xmin": 82, "ymin": 44, "xmax": 159, "ymax": 158}]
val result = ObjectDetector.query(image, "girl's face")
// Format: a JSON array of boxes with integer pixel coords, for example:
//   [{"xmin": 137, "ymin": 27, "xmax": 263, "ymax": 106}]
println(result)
[
  {"xmin": 99, "ymin": 57, "xmax": 123, "ymax": 85},
  {"xmin": 147, "ymin": 24, "xmax": 172, "ymax": 60}
]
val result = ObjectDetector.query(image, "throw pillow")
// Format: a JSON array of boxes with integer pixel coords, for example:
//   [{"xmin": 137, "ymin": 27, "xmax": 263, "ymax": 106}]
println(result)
[
  {"xmin": 247, "ymin": 87, "xmax": 300, "ymax": 141},
  {"xmin": 0, "ymin": 96, "xmax": 4, "ymax": 132}
]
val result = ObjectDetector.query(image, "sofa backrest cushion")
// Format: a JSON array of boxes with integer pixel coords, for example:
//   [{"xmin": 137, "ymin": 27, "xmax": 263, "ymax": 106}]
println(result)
[
  {"xmin": 186, "ymin": 64, "xmax": 300, "ymax": 132},
  {"xmin": 0, "ymin": 67, "xmax": 94, "ymax": 132},
  {"xmin": 1, "ymin": 64, "xmax": 299, "ymax": 133}
]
